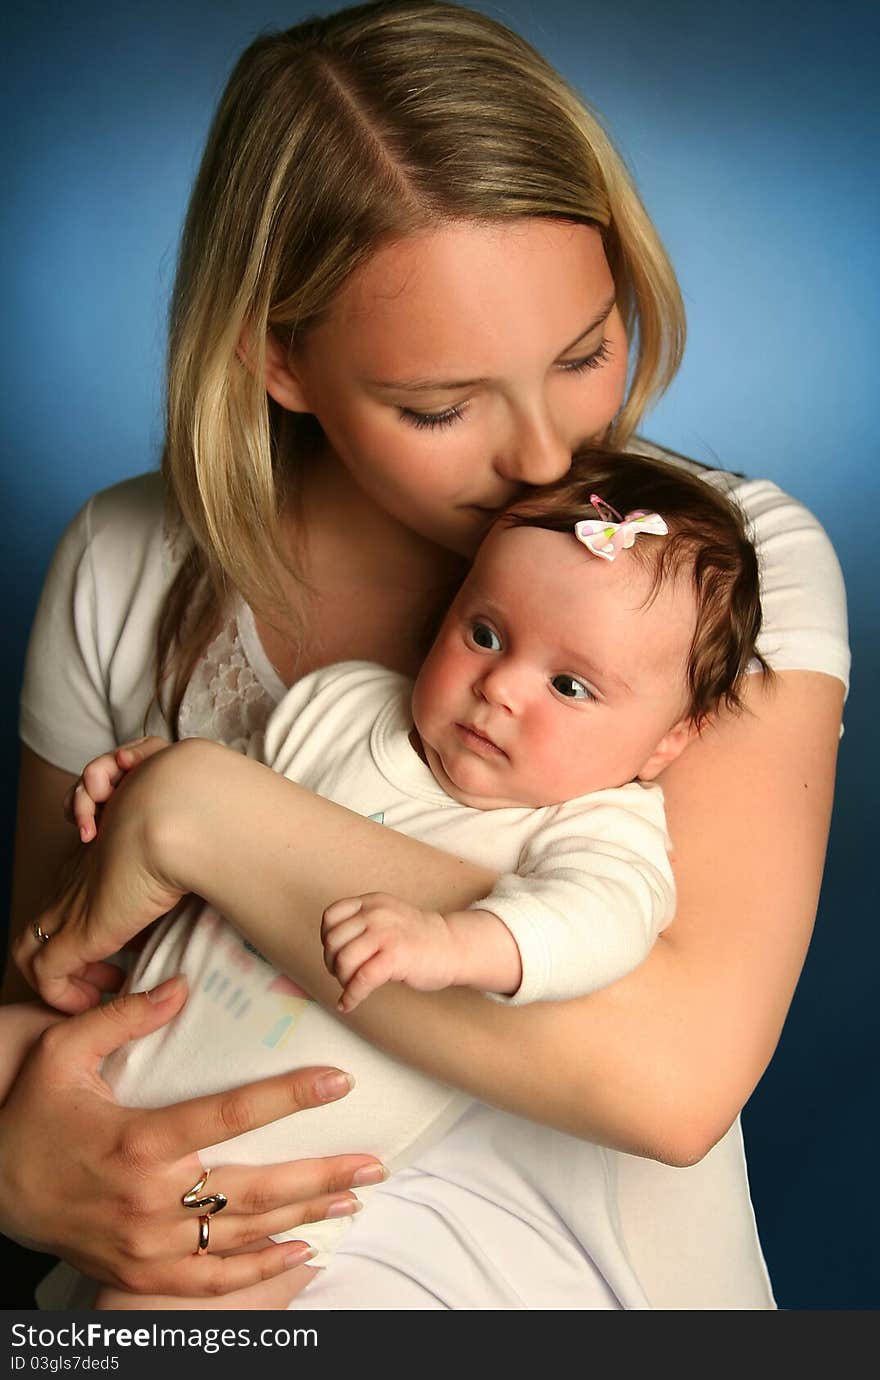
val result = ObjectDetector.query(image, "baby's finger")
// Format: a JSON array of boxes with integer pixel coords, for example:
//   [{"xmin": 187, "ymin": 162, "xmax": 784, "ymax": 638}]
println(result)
[
  {"xmin": 82, "ymin": 757, "xmax": 125, "ymax": 804},
  {"xmin": 339, "ymin": 953, "xmax": 394, "ymax": 1013},
  {"xmin": 322, "ymin": 917, "xmax": 367, "ymax": 971},
  {"xmin": 115, "ymin": 736, "xmax": 169, "ymax": 768},
  {"xmin": 321, "ymin": 896, "xmax": 365, "ymax": 934},
  {"xmin": 71, "ymin": 784, "xmax": 100, "ymax": 842},
  {"xmin": 332, "ymin": 935, "xmax": 385, "ymax": 989}
]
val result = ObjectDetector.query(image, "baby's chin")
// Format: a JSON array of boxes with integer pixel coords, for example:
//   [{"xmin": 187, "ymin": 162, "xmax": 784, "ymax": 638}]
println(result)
[{"xmin": 423, "ymin": 747, "xmax": 541, "ymax": 811}]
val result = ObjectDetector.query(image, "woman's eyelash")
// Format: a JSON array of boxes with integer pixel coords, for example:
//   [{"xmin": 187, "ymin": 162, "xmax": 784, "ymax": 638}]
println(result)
[
  {"xmin": 400, "ymin": 404, "xmax": 467, "ymax": 430},
  {"xmin": 399, "ymin": 340, "xmax": 611, "ymax": 428},
  {"xmin": 559, "ymin": 339, "xmax": 612, "ymax": 374}
]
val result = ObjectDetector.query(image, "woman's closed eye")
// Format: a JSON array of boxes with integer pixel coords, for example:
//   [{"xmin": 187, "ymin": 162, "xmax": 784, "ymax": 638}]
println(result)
[
  {"xmin": 399, "ymin": 402, "xmax": 469, "ymax": 430},
  {"xmin": 398, "ymin": 339, "xmax": 612, "ymax": 430},
  {"xmin": 557, "ymin": 338, "xmax": 612, "ymax": 375},
  {"xmin": 551, "ymin": 674, "xmax": 598, "ymax": 702}
]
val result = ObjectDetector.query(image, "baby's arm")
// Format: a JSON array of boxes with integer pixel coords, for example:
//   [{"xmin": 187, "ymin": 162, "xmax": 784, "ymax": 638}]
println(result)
[{"xmin": 323, "ymin": 786, "xmax": 674, "ymax": 1012}]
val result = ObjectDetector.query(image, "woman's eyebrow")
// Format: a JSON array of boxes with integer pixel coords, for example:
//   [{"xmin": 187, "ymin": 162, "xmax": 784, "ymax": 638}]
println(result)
[
  {"xmin": 366, "ymin": 296, "xmax": 617, "ymax": 393},
  {"xmin": 558, "ymin": 295, "xmax": 617, "ymax": 355},
  {"xmin": 372, "ymin": 371, "xmax": 490, "ymax": 394}
]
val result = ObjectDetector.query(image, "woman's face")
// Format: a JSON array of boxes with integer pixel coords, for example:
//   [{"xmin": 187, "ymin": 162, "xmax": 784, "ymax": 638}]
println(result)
[{"xmin": 286, "ymin": 218, "xmax": 629, "ymax": 556}]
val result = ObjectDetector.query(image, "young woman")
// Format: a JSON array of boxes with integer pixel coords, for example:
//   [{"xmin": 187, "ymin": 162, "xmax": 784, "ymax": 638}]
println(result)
[{"xmin": 3, "ymin": 1, "xmax": 847, "ymax": 1309}]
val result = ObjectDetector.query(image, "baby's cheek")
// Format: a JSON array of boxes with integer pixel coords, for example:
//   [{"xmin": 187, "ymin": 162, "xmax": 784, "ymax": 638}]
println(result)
[{"xmin": 414, "ymin": 639, "xmax": 461, "ymax": 726}]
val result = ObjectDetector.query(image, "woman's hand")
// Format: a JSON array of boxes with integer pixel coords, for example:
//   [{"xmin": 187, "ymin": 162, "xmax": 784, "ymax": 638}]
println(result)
[
  {"xmin": 15, "ymin": 746, "xmax": 191, "ymax": 1013},
  {"xmin": 0, "ymin": 979, "xmax": 384, "ymax": 1296}
]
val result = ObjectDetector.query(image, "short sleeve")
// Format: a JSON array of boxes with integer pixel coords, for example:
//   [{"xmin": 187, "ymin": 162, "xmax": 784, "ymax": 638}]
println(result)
[
  {"xmin": 731, "ymin": 478, "xmax": 850, "ymax": 691},
  {"xmin": 19, "ymin": 499, "xmax": 114, "ymax": 770},
  {"xmin": 19, "ymin": 473, "xmax": 179, "ymax": 773},
  {"xmin": 634, "ymin": 441, "xmax": 850, "ymax": 691}
]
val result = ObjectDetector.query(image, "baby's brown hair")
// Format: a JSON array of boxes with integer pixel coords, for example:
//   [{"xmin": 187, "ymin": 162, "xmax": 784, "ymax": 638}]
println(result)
[{"xmin": 506, "ymin": 448, "xmax": 771, "ymax": 727}]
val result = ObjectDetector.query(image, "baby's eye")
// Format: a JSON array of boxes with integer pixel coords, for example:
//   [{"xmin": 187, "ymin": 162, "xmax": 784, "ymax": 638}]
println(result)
[
  {"xmin": 470, "ymin": 622, "xmax": 502, "ymax": 651},
  {"xmin": 551, "ymin": 674, "xmax": 596, "ymax": 701}
]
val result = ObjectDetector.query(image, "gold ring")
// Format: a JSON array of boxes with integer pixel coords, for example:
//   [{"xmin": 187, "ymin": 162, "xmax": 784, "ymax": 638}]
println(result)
[
  {"xmin": 196, "ymin": 1215, "xmax": 210, "ymax": 1255},
  {"xmin": 182, "ymin": 1167, "xmax": 228, "ymax": 1216},
  {"xmin": 32, "ymin": 922, "xmax": 53, "ymax": 945},
  {"xmin": 182, "ymin": 1169, "xmax": 210, "ymax": 1206}
]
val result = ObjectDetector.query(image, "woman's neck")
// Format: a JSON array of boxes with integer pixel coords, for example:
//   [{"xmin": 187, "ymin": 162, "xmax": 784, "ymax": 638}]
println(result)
[
  {"xmin": 296, "ymin": 448, "xmax": 465, "ymax": 597},
  {"xmin": 258, "ymin": 447, "xmax": 466, "ymax": 684}
]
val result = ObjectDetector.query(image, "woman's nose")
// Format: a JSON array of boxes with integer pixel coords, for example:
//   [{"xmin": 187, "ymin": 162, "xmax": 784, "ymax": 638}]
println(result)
[{"xmin": 493, "ymin": 413, "xmax": 572, "ymax": 487}]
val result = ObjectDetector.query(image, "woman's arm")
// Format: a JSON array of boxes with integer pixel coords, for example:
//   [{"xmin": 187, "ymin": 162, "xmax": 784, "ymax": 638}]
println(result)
[
  {"xmin": 2, "ymin": 748, "xmax": 81, "ymax": 1004},
  {"xmin": 1, "ymin": 746, "xmax": 383, "ymax": 1293},
  {"xmin": 28, "ymin": 669, "xmax": 843, "ymax": 1165}
]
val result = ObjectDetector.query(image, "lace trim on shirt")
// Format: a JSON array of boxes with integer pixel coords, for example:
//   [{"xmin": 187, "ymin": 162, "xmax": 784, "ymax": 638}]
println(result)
[{"xmin": 177, "ymin": 616, "xmax": 281, "ymax": 752}]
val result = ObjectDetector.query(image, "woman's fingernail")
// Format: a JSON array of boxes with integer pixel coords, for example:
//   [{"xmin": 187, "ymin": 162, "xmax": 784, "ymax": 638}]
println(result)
[
  {"xmin": 146, "ymin": 975, "xmax": 185, "ymax": 1003},
  {"xmin": 325, "ymin": 1196, "xmax": 364, "ymax": 1219},
  {"xmin": 314, "ymin": 1070, "xmax": 355, "ymax": 1100},
  {"xmin": 284, "ymin": 1246, "xmax": 316, "ymax": 1268},
  {"xmin": 351, "ymin": 1164, "xmax": 386, "ymax": 1187}
]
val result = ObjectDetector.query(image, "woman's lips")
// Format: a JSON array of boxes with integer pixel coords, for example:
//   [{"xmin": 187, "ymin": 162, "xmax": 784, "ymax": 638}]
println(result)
[{"xmin": 455, "ymin": 722, "xmax": 506, "ymax": 757}]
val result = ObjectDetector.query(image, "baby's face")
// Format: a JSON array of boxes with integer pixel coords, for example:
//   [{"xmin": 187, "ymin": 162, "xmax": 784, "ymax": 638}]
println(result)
[{"xmin": 411, "ymin": 523, "xmax": 698, "ymax": 809}]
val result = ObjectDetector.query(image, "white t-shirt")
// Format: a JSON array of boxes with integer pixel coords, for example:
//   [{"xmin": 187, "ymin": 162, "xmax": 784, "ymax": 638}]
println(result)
[{"xmin": 20, "ymin": 451, "xmax": 850, "ymax": 1309}]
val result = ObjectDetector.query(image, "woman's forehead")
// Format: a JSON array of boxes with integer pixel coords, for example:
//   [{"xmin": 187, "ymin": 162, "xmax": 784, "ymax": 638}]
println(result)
[{"xmin": 313, "ymin": 219, "xmax": 614, "ymax": 371}]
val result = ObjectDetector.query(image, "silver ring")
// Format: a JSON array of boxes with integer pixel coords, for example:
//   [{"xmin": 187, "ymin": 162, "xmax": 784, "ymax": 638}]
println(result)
[
  {"xmin": 182, "ymin": 1167, "xmax": 228, "ymax": 1216},
  {"xmin": 196, "ymin": 1215, "xmax": 210, "ymax": 1255},
  {"xmin": 32, "ymin": 922, "xmax": 53, "ymax": 945}
]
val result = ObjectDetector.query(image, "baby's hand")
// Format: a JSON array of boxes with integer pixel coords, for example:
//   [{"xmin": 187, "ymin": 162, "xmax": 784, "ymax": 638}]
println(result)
[
  {"xmin": 64, "ymin": 736, "xmax": 171, "ymax": 842},
  {"xmin": 321, "ymin": 893, "xmax": 460, "ymax": 1013}
]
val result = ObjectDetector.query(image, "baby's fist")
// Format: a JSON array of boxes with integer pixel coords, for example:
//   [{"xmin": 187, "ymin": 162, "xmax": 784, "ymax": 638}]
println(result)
[{"xmin": 321, "ymin": 893, "xmax": 458, "ymax": 1012}]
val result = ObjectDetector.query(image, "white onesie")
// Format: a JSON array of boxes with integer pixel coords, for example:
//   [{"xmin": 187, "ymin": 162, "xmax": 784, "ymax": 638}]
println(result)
[{"xmin": 102, "ymin": 660, "xmax": 674, "ymax": 1263}]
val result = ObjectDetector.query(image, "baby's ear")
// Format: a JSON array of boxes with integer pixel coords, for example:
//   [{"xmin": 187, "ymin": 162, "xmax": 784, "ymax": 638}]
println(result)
[
  {"xmin": 237, "ymin": 324, "xmax": 312, "ymax": 413},
  {"xmin": 636, "ymin": 717, "xmax": 700, "ymax": 782}
]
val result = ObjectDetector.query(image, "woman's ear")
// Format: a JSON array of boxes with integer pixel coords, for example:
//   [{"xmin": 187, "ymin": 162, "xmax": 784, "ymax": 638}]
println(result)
[
  {"xmin": 237, "ymin": 326, "xmax": 312, "ymax": 413},
  {"xmin": 636, "ymin": 717, "xmax": 700, "ymax": 782}
]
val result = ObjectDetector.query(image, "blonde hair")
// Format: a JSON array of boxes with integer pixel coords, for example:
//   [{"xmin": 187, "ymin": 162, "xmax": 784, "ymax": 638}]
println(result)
[{"xmin": 159, "ymin": 0, "xmax": 686, "ymax": 716}]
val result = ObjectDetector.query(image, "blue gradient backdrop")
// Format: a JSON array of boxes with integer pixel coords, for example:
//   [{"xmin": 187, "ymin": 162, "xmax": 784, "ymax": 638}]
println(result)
[{"xmin": 3, "ymin": 1, "xmax": 877, "ymax": 1308}]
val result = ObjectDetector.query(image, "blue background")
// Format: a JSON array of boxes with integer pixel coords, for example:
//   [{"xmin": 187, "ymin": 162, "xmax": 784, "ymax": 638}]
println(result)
[{"xmin": 2, "ymin": 1, "xmax": 876, "ymax": 1308}]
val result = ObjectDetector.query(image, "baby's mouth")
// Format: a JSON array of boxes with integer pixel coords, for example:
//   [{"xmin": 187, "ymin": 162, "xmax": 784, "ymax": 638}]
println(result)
[{"xmin": 455, "ymin": 722, "xmax": 507, "ymax": 758}]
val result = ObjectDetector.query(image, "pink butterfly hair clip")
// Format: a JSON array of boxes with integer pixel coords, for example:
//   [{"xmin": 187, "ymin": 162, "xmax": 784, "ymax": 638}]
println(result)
[{"xmin": 573, "ymin": 494, "xmax": 669, "ymax": 562}]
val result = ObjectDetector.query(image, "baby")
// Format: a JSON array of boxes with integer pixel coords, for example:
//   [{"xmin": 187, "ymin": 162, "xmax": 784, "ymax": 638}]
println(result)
[{"xmin": 12, "ymin": 449, "xmax": 768, "ymax": 1309}]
